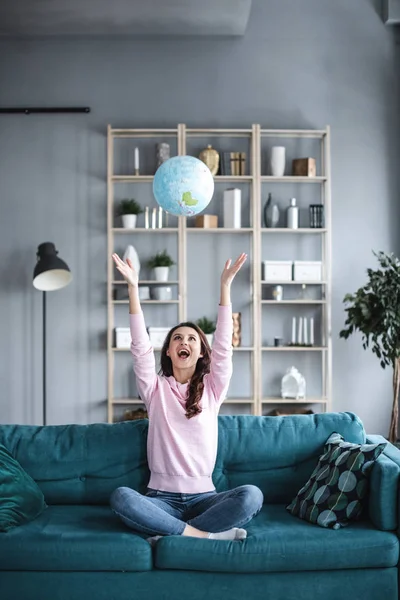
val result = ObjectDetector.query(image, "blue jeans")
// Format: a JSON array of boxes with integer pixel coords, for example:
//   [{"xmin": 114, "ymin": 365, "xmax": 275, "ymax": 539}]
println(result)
[{"xmin": 110, "ymin": 484, "xmax": 264, "ymax": 537}]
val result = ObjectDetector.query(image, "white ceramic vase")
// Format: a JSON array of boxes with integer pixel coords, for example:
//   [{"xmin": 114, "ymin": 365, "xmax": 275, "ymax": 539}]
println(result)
[
  {"xmin": 270, "ymin": 146, "xmax": 286, "ymax": 177},
  {"xmin": 123, "ymin": 245, "xmax": 141, "ymax": 276},
  {"xmin": 122, "ymin": 214, "xmax": 137, "ymax": 229},
  {"xmin": 205, "ymin": 333, "xmax": 214, "ymax": 347},
  {"xmin": 154, "ymin": 266, "xmax": 169, "ymax": 282}
]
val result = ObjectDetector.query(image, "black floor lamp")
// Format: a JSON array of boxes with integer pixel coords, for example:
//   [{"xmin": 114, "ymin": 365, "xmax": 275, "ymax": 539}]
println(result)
[{"xmin": 33, "ymin": 242, "xmax": 72, "ymax": 426}]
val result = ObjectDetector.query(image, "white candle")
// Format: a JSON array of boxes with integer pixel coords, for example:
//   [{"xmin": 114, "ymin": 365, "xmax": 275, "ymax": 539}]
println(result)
[
  {"xmin": 144, "ymin": 206, "xmax": 149, "ymax": 229},
  {"xmin": 292, "ymin": 317, "xmax": 296, "ymax": 344},
  {"xmin": 151, "ymin": 207, "xmax": 156, "ymax": 229},
  {"xmin": 298, "ymin": 317, "xmax": 303, "ymax": 345},
  {"xmin": 158, "ymin": 206, "xmax": 163, "ymax": 228},
  {"xmin": 303, "ymin": 317, "xmax": 308, "ymax": 345},
  {"xmin": 310, "ymin": 317, "xmax": 314, "ymax": 345},
  {"xmin": 134, "ymin": 147, "xmax": 139, "ymax": 170}
]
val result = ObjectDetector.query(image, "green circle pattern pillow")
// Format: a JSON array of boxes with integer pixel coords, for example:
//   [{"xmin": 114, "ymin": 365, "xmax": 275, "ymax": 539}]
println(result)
[{"xmin": 286, "ymin": 432, "xmax": 386, "ymax": 530}]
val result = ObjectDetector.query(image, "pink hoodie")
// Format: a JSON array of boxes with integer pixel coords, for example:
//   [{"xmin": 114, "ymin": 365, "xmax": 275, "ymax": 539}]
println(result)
[{"xmin": 129, "ymin": 305, "xmax": 233, "ymax": 493}]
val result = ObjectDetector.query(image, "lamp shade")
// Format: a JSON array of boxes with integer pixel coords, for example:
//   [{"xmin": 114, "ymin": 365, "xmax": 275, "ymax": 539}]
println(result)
[{"xmin": 33, "ymin": 242, "xmax": 72, "ymax": 291}]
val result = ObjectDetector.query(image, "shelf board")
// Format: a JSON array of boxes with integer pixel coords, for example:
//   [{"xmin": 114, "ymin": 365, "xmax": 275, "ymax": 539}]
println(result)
[
  {"xmin": 260, "ymin": 129, "xmax": 326, "ymax": 138},
  {"xmin": 112, "ymin": 175, "xmax": 154, "ymax": 182},
  {"xmin": 233, "ymin": 347, "xmax": 254, "ymax": 351},
  {"xmin": 261, "ymin": 280, "xmax": 326, "ymax": 285},
  {"xmin": 261, "ymin": 300, "xmax": 325, "ymax": 304},
  {"xmin": 111, "ymin": 128, "xmax": 177, "ymax": 137},
  {"xmin": 113, "ymin": 280, "xmax": 179, "ymax": 285},
  {"xmin": 261, "ymin": 228, "xmax": 327, "ymax": 234},
  {"xmin": 261, "ymin": 176, "xmax": 326, "ymax": 183},
  {"xmin": 112, "ymin": 227, "xmax": 178, "ymax": 233},
  {"xmin": 112, "ymin": 398, "xmax": 145, "ymax": 405},
  {"xmin": 113, "ymin": 300, "xmax": 179, "ymax": 304},
  {"xmin": 262, "ymin": 346, "xmax": 326, "ymax": 351},
  {"xmin": 214, "ymin": 176, "xmax": 253, "ymax": 182},
  {"xmin": 223, "ymin": 399, "xmax": 255, "ymax": 404},
  {"xmin": 187, "ymin": 227, "xmax": 253, "ymax": 233},
  {"xmin": 185, "ymin": 128, "xmax": 253, "ymax": 137},
  {"xmin": 262, "ymin": 398, "xmax": 328, "ymax": 404}
]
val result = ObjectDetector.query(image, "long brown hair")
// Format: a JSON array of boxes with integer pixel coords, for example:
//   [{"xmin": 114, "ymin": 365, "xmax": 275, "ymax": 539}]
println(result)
[{"xmin": 160, "ymin": 322, "xmax": 211, "ymax": 419}]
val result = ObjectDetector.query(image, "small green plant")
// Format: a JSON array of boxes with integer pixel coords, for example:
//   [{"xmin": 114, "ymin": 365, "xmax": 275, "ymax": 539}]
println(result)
[
  {"xmin": 147, "ymin": 250, "xmax": 175, "ymax": 269},
  {"xmin": 196, "ymin": 316, "xmax": 216, "ymax": 334},
  {"xmin": 118, "ymin": 199, "xmax": 143, "ymax": 215}
]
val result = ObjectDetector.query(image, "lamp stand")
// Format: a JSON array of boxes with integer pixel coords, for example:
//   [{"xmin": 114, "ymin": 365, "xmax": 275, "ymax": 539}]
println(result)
[{"xmin": 42, "ymin": 291, "xmax": 47, "ymax": 426}]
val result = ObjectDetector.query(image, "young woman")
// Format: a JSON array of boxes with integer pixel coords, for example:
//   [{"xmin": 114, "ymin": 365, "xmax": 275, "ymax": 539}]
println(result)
[{"xmin": 110, "ymin": 252, "xmax": 263, "ymax": 543}]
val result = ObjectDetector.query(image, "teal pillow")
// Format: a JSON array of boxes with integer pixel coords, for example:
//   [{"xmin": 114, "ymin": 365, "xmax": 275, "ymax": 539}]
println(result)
[
  {"xmin": 0, "ymin": 443, "xmax": 47, "ymax": 532},
  {"xmin": 286, "ymin": 432, "xmax": 386, "ymax": 529}
]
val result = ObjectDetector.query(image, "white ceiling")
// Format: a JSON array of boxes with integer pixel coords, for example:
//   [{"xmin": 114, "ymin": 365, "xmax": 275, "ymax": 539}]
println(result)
[{"xmin": 0, "ymin": 0, "xmax": 253, "ymax": 37}]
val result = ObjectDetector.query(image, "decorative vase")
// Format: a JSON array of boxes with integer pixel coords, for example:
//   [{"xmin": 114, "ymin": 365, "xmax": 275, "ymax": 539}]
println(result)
[
  {"xmin": 122, "ymin": 214, "xmax": 137, "ymax": 229},
  {"xmin": 281, "ymin": 366, "xmax": 306, "ymax": 399},
  {"xmin": 123, "ymin": 245, "xmax": 141, "ymax": 276},
  {"xmin": 205, "ymin": 333, "xmax": 214, "ymax": 347},
  {"xmin": 232, "ymin": 312, "xmax": 241, "ymax": 347},
  {"xmin": 156, "ymin": 143, "xmax": 170, "ymax": 168},
  {"xmin": 153, "ymin": 266, "xmax": 169, "ymax": 282},
  {"xmin": 263, "ymin": 193, "xmax": 280, "ymax": 227},
  {"xmin": 270, "ymin": 146, "xmax": 286, "ymax": 177},
  {"xmin": 199, "ymin": 145, "xmax": 219, "ymax": 176}
]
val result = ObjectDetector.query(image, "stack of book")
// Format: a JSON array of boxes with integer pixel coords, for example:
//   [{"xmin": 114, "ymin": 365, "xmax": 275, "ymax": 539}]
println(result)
[{"xmin": 220, "ymin": 152, "xmax": 246, "ymax": 175}]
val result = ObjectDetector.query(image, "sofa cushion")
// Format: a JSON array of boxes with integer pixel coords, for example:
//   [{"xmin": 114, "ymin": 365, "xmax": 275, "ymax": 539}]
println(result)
[
  {"xmin": 286, "ymin": 433, "xmax": 386, "ymax": 529},
  {"xmin": 0, "ymin": 442, "xmax": 47, "ymax": 532},
  {"xmin": 155, "ymin": 504, "xmax": 399, "ymax": 573},
  {"xmin": 0, "ymin": 505, "xmax": 152, "ymax": 572}
]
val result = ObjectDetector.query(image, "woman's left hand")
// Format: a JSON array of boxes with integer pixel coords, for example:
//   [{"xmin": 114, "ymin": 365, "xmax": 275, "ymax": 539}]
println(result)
[{"xmin": 221, "ymin": 253, "xmax": 247, "ymax": 287}]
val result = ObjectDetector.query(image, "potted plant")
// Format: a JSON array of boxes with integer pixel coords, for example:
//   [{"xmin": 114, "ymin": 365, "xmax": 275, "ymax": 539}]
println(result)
[
  {"xmin": 118, "ymin": 199, "xmax": 143, "ymax": 229},
  {"xmin": 196, "ymin": 316, "xmax": 216, "ymax": 347},
  {"xmin": 339, "ymin": 251, "xmax": 400, "ymax": 442},
  {"xmin": 147, "ymin": 250, "xmax": 175, "ymax": 282}
]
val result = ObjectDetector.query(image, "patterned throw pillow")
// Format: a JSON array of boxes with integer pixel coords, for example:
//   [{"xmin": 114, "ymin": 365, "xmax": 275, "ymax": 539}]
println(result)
[{"xmin": 286, "ymin": 432, "xmax": 386, "ymax": 529}]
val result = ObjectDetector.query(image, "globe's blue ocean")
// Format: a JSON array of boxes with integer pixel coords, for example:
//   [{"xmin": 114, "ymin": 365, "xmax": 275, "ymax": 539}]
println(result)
[{"xmin": 153, "ymin": 155, "xmax": 214, "ymax": 217}]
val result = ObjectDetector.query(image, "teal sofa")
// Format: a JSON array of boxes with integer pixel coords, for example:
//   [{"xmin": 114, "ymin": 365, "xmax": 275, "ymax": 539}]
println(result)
[{"xmin": 0, "ymin": 411, "xmax": 399, "ymax": 600}]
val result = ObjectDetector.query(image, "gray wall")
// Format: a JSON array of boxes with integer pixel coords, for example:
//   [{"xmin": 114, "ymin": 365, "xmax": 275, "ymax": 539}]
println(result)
[{"xmin": 0, "ymin": 0, "xmax": 399, "ymax": 434}]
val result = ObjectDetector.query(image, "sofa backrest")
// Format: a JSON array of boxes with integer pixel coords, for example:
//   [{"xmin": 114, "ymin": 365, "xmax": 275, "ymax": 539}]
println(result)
[
  {"xmin": 0, "ymin": 412, "xmax": 365, "ymax": 505},
  {"xmin": 214, "ymin": 411, "xmax": 365, "ymax": 503},
  {"xmin": 0, "ymin": 420, "xmax": 150, "ymax": 505}
]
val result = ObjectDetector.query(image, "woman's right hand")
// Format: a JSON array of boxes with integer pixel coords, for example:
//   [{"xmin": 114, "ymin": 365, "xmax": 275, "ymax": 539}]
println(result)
[{"xmin": 112, "ymin": 253, "xmax": 139, "ymax": 287}]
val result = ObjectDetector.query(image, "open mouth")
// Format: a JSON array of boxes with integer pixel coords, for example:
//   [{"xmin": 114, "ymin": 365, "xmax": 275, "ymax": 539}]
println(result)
[{"xmin": 178, "ymin": 349, "xmax": 190, "ymax": 360}]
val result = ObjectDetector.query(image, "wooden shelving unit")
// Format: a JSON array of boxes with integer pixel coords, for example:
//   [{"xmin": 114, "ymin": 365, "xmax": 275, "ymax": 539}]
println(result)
[{"xmin": 107, "ymin": 124, "xmax": 332, "ymax": 422}]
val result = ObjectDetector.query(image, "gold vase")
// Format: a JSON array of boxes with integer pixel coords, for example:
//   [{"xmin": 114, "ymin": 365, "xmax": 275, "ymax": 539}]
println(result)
[{"xmin": 199, "ymin": 145, "xmax": 219, "ymax": 176}]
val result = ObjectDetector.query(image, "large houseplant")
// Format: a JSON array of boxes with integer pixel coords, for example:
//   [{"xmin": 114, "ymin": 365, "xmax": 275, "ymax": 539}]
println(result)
[{"xmin": 339, "ymin": 251, "xmax": 400, "ymax": 442}]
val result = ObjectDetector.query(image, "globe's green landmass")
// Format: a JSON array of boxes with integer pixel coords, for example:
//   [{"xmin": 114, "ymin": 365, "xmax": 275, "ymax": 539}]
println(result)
[{"xmin": 182, "ymin": 191, "xmax": 198, "ymax": 206}]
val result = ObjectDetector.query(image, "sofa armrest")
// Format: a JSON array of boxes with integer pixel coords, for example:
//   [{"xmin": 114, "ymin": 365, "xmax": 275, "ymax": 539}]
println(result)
[{"xmin": 366, "ymin": 435, "xmax": 400, "ymax": 531}]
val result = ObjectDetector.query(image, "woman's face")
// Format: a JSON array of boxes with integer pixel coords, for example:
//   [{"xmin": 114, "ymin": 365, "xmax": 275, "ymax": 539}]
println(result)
[{"xmin": 166, "ymin": 326, "xmax": 203, "ymax": 370}]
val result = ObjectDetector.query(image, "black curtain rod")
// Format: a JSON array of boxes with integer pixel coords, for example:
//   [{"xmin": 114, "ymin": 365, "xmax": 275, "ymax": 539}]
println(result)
[{"xmin": 0, "ymin": 107, "xmax": 91, "ymax": 114}]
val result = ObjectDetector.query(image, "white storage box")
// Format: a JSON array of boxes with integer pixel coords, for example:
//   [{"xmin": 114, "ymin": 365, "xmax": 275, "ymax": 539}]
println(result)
[
  {"xmin": 115, "ymin": 327, "xmax": 131, "ymax": 349},
  {"xmin": 263, "ymin": 260, "xmax": 292, "ymax": 282},
  {"xmin": 148, "ymin": 327, "xmax": 171, "ymax": 349},
  {"xmin": 293, "ymin": 261, "xmax": 322, "ymax": 282}
]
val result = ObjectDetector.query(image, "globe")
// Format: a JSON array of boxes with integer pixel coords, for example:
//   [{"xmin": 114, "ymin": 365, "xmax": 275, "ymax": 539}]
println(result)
[{"xmin": 153, "ymin": 155, "xmax": 214, "ymax": 217}]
